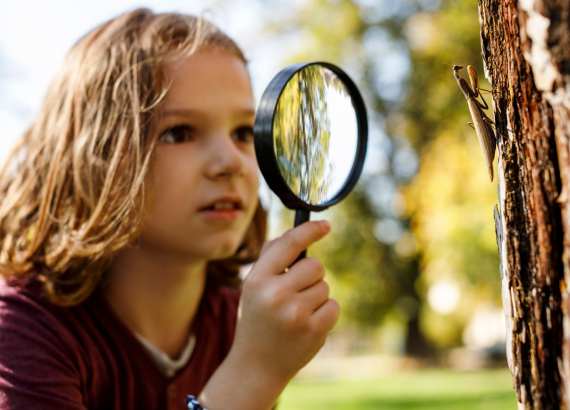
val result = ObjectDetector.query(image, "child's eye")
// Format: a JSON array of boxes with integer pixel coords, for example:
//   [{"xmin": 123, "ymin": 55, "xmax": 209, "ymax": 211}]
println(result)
[
  {"xmin": 233, "ymin": 126, "xmax": 254, "ymax": 143},
  {"xmin": 158, "ymin": 125, "xmax": 195, "ymax": 144}
]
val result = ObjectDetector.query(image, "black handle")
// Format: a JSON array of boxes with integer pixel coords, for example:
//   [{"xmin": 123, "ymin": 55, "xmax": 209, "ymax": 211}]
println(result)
[{"xmin": 292, "ymin": 209, "xmax": 311, "ymax": 265}]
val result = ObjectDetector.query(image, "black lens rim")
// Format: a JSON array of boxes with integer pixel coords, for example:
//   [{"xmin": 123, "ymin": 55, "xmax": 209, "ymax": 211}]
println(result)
[{"xmin": 253, "ymin": 61, "xmax": 368, "ymax": 212}]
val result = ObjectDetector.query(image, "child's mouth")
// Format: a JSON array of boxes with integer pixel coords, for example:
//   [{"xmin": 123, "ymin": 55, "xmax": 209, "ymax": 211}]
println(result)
[{"xmin": 198, "ymin": 200, "xmax": 244, "ymax": 221}]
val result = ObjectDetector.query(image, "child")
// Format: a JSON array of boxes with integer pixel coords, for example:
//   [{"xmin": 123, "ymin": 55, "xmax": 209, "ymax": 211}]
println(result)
[{"xmin": 0, "ymin": 8, "xmax": 339, "ymax": 410}]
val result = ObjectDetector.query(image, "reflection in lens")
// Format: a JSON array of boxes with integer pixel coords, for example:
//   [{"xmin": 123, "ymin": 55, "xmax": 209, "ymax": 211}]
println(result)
[{"xmin": 273, "ymin": 66, "xmax": 359, "ymax": 205}]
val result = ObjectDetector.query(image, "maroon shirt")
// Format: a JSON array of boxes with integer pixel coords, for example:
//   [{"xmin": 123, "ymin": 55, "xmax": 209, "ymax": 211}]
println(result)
[{"xmin": 0, "ymin": 278, "xmax": 240, "ymax": 410}]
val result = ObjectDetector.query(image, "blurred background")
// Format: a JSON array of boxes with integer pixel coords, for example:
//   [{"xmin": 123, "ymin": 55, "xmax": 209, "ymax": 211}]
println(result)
[{"xmin": 0, "ymin": 0, "xmax": 515, "ymax": 408}]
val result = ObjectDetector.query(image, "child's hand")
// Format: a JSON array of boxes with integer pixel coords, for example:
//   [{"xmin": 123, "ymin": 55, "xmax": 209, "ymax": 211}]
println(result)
[{"xmin": 232, "ymin": 220, "xmax": 339, "ymax": 385}]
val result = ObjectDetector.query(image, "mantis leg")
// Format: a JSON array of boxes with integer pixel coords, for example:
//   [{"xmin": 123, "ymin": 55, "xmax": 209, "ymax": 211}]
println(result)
[{"xmin": 474, "ymin": 92, "xmax": 490, "ymax": 111}]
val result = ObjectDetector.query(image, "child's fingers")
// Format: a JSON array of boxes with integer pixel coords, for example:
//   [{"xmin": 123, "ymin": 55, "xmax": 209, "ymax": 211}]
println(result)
[
  {"xmin": 309, "ymin": 298, "xmax": 340, "ymax": 333},
  {"xmin": 298, "ymin": 280, "xmax": 330, "ymax": 312},
  {"xmin": 252, "ymin": 220, "xmax": 330, "ymax": 278},
  {"xmin": 277, "ymin": 257, "xmax": 325, "ymax": 292}
]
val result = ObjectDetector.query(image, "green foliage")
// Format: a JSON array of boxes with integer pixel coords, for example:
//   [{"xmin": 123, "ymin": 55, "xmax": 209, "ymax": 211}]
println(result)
[
  {"xmin": 401, "ymin": 0, "xmax": 487, "ymax": 150},
  {"xmin": 264, "ymin": 0, "xmax": 427, "ymax": 344},
  {"xmin": 399, "ymin": 0, "xmax": 501, "ymax": 345},
  {"xmin": 311, "ymin": 189, "xmax": 403, "ymax": 328},
  {"xmin": 261, "ymin": 0, "xmax": 501, "ymax": 349}
]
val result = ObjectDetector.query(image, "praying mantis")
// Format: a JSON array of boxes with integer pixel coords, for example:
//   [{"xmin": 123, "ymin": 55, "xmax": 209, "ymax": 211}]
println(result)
[{"xmin": 452, "ymin": 64, "xmax": 497, "ymax": 181}]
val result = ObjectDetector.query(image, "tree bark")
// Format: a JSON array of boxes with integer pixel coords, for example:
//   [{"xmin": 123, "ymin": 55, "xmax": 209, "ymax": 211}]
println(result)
[{"xmin": 479, "ymin": 0, "xmax": 569, "ymax": 408}]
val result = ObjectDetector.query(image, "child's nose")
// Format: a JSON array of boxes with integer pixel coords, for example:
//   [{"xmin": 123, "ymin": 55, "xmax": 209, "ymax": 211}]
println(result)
[{"xmin": 204, "ymin": 135, "xmax": 244, "ymax": 179}]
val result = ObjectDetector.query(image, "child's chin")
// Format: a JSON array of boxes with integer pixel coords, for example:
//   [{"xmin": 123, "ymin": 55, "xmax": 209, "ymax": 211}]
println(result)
[{"xmin": 207, "ymin": 242, "xmax": 241, "ymax": 260}]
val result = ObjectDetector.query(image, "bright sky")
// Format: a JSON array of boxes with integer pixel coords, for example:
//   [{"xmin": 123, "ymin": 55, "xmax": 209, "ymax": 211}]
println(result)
[
  {"xmin": 0, "ymin": 0, "xmax": 285, "ymax": 161},
  {"xmin": 0, "ymin": 0, "xmax": 316, "ymax": 237},
  {"xmin": 0, "ymin": 0, "xmax": 369, "ymax": 234}
]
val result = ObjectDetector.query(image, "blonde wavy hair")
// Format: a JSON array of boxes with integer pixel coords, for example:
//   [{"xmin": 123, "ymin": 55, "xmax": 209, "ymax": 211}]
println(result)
[{"xmin": 0, "ymin": 8, "xmax": 266, "ymax": 306}]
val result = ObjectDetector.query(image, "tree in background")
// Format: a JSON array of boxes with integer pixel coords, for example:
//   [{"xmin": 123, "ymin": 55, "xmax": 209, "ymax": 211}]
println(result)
[
  {"xmin": 400, "ymin": 0, "xmax": 502, "ymax": 348},
  {"xmin": 264, "ymin": 0, "xmax": 436, "ymax": 357},
  {"xmin": 479, "ymin": 0, "xmax": 569, "ymax": 408},
  {"xmin": 260, "ymin": 0, "xmax": 503, "ymax": 356}
]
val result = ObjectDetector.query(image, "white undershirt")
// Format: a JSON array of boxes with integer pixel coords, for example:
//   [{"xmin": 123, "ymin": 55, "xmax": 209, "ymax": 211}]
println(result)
[{"xmin": 135, "ymin": 332, "xmax": 197, "ymax": 378}]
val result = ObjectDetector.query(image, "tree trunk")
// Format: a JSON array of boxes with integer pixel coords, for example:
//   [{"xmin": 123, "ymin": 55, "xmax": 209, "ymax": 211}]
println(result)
[
  {"xmin": 478, "ymin": 0, "xmax": 569, "ymax": 408},
  {"xmin": 403, "ymin": 258, "xmax": 434, "ymax": 358}
]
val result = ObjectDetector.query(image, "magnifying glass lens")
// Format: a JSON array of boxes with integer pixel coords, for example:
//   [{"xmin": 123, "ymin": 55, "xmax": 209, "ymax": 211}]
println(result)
[{"xmin": 273, "ymin": 65, "xmax": 359, "ymax": 206}]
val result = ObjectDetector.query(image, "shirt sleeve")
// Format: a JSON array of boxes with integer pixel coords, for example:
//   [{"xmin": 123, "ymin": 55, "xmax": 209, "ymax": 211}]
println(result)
[{"xmin": 0, "ymin": 288, "xmax": 86, "ymax": 410}]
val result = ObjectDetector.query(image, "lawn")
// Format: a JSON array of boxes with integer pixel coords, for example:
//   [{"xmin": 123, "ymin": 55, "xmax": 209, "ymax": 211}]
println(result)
[{"xmin": 279, "ymin": 368, "xmax": 516, "ymax": 410}]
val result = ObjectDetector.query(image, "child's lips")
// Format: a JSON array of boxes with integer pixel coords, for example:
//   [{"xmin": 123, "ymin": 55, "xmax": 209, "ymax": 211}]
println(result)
[
  {"xmin": 197, "ymin": 195, "xmax": 246, "ymax": 221},
  {"xmin": 198, "ymin": 207, "xmax": 243, "ymax": 221},
  {"xmin": 198, "ymin": 196, "xmax": 244, "ymax": 212}
]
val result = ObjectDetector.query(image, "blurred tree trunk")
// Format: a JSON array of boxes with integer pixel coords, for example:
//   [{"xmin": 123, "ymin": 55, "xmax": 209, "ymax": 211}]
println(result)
[
  {"xmin": 479, "ymin": 0, "xmax": 569, "ymax": 408},
  {"xmin": 403, "ymin": 257, "xmax": 434, "ymax": 358}
]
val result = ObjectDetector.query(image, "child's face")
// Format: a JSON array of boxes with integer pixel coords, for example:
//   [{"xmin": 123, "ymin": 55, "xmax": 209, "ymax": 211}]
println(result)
[{"xmin": 140, "ymin": 48, "xmax": 259, "ymax": 262}]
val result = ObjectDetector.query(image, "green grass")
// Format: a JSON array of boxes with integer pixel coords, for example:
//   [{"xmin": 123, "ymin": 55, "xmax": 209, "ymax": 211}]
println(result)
[{"xmin": 280, "ymin": 368, "xmax": 516, "ymax": 410}]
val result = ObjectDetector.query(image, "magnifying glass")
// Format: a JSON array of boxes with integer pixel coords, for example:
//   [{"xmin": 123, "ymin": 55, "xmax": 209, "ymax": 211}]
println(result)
[{"xmin": 254, "ymin": 62, "xmax": 368, "ymax": 261}]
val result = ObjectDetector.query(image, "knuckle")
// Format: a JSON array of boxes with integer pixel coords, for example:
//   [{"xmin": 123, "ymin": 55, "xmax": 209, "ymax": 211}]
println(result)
[
  {"xmin": 305, "ymin": 257, "xmax": 323, "ymax": 272},
  {"xmin": 265, "ymin": 286, "xmax": 286, "ymax": 308},
  {"xmin": 285, "ymin": 303, "xmax": 308, "ymax": 328},
  {"xmin": 297, "ymin": 258, "xmax": 324, "ymax": 279},
  {"xmin": 314, "ymin": 300, "xmax": 340, "ymax": 331},
  {"xmin": 254, "ymin": 282, "xmax": 285, "ymax": 310}
]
